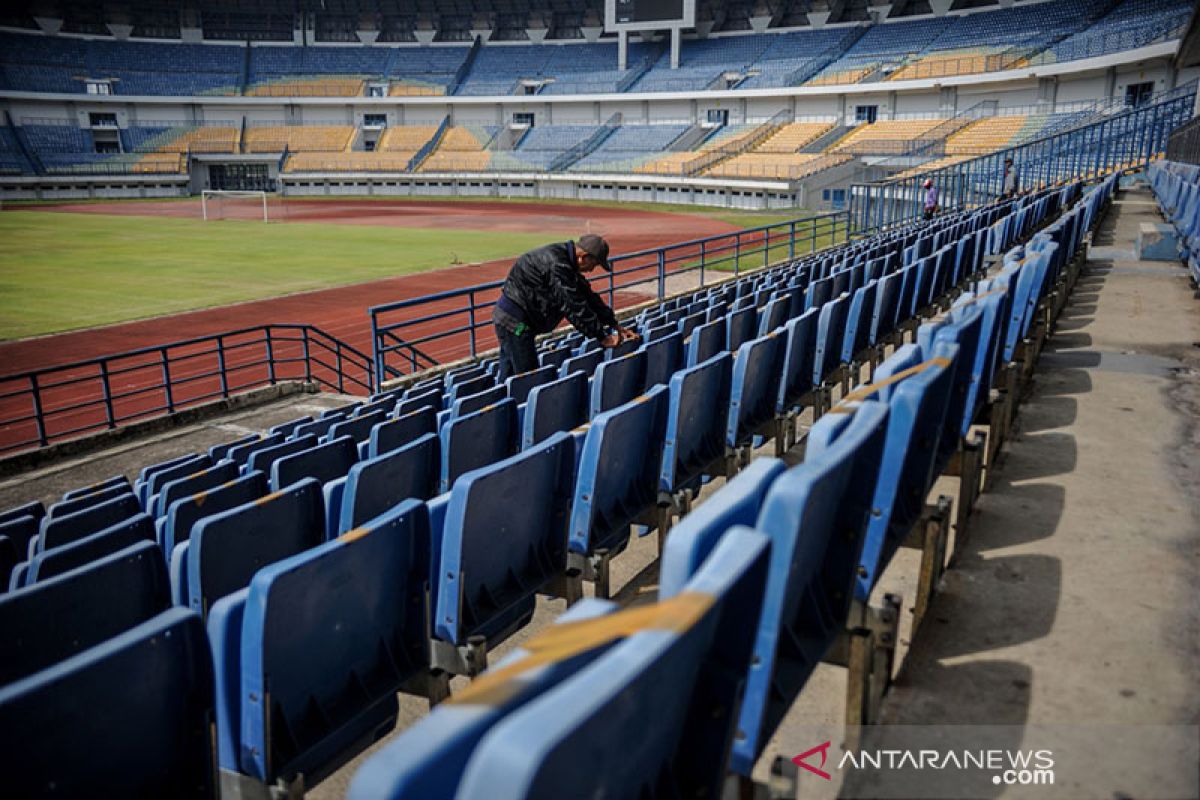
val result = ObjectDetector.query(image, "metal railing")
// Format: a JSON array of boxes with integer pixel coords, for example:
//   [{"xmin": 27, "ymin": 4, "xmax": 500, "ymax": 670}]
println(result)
[
  {"xmin": 1166, "ymin": 116, "xmax": 1200, "ymax": 166},
  {"xmin": 850, "ymin": 85, "xmax": 1197, "ymax": 231},
  {"xmin": 0, "ymin": 325, "xmax": 374, "ymax": 455},
  {"xmin": 369, "ymin": 211, "xmax": 851, "ymax": 383}
]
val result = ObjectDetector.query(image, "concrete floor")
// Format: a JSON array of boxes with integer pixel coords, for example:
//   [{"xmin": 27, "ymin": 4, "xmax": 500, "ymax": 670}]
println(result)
[{"xmin": 3, "ymin": 188, "xmax": 1196, "ymax": 799}]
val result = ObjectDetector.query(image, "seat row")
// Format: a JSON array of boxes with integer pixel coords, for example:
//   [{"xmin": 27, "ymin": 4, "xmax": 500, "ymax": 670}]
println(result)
[{"xmin": 1146, "ymin": 159, "xmax": 1200, "ymax": 285}]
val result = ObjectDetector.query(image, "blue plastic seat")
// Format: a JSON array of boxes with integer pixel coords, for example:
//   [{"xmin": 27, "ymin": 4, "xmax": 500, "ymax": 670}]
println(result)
[
  {"xmin": 187, "ymin": 478, "xmax": 325, "ymax": 618},
  {"xmin": 560, "ymin": 348, "xmax": 603, "ymax": 379},
  {"xmin": 37, "ymin": 492, "xmax": 142, "ymax": 554},
  {"xmin": 731, "ymin": 400, "xmax": 889, "ymax": 775},
  {"xmin": 659, "ymin": 354, "xmax": 732, "ymax": 505},
  {"xmin": 506, "ymin": 364, "xmax": 556, "ymax": 405},
  {"xmin": 841, "ymin": 279, "xmax": 878, "ymax": 363},
  {"xmin": 329, "ymin": 433, "xmax": 440, "ymax": 535},
  {"xmin": 641, "ymin": 331, "xmax": 683, "ymax": 390},
  {"xmin": 871, "ymin": 271, "xmax": 902, "ymax": 344},
  {"xmin": 159, "ymin": 470, "xmax": 269, "ymax": 555},
  {"xmin": 726, "ymin": 305, "xmax": 758, "ymax": 353},
  {"xmin": 0, "ymin": 540, "xmax": 170, "ymax": 685},
  {"xmin": 152, "ymin": 460, "xmax": 240, "ymax": 519},
  {"xmin": 225, "ymin": 432, "xmax": 285, "ymax": 467},
  {"xmin": 455, "ymin": 526, "xmax": 770, "ymax": 800},
  {"xmin": 521, "ymin": 371, "xmax": 587, "ymax": 450},
  {"xmin": 589, "ymin": 350, "xmax": 647, "ymax": 417},
  {"xmin": 395, "ymin": 386, "xmax": 444, "ymax": 417},
  {"xmin": 569, "ymin": 386, "xmax": 667, "ymax": 562},
  {"xmin": 47, "ymin": 483, "xmax": 133, "ymax": 520},
  {"xmin": 207, "ymin": 499, "xmax": 430, "ymax": 788},
  {"xmin": 439, "ymin": 398, "xmax": 518, "ymax": 492},
  {"xmin": 677, "ymin": 310, "xmax": 707, "ymax": 341},
  {"xmin": 776, "ymin": 309, "xmax": 819, "ymax": 415},
  {"xmin": 326, "ymin": 409, "xmax": 387, "ymax": 444},
  {"xmin": 269, "ymin": 416, "xmax": 313, "ymax": 439},
  {"xmin": 919, "ymin": 309, "xmax": 984, "ymax": 472},
  {"xmin": 434, "ymin": 431, "xmax": 575, "ymax": 647},
  {"xmin": 270, "ymin": 435, "xmax": 358, "ymax": 491},
  {"xmin": 725, "ymin": 332, "xmax": 784, "ymax": 453},
  {"xmin": 293, "ymin": 415, "xmax": 345, "ymax": 441},
  {"xmin": 25, "ymin": 513, "xmax": 156, "ymax": 587},
  {"xmin": 0, "ymin": 608, "xmax": 216, "ymax": 798},
  {"xmin": 61, "ymin": 475, "xmax": 128, "ymax": 503},
  {"xmin": 245, "ymin": 433, "xmax": 318, "ymax": 478},
  {"xmin": 137, "ymin": 454, "xmax": 212, "ymax": 509},
  {"xmin": 811, "ymin": 292, "xmax": 850, "ymax": 385},
  {"xmin": 0, "ymin": 514, "xmax": 41, "ymax": 561},
  {"xmin": 757, "ymin": 294, "xmax": 790, "ymax": 336},
  {"xmin": 369, "ymin": 406, "xmax": 437, "ymax": 459},
  {"xmin": 685, "ymin": 318, "xmax": 725, "ymax": 367}
]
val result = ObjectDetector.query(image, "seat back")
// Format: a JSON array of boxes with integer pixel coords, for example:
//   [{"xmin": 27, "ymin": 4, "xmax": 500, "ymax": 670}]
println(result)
[
  {"xmin": 726, "ymin": 305, "xmax": 758, "ymax": 353},
  {"xmin": 435, "ymin": 431, "xmax": 575, "ymax": 646},
  {"xmin": 0, "ymin": 540, "xmax": 170, "ymax": 685},
  {"xmin": 440, "ymin": 398, "xmax": 518, "ymax": 492},
  {"xmin": 270, "ymin": 435, "xmax": 358, "ymax": 491},
  {"xmin": 38, "ymin": 492, "xmax": 142, "ymax": 553},
  {"xmin": 327, "ymin": 409, "xmax": 387, "ymax": 444},
  {"xmin": 225, "ymin": 432, "xmax": 285, "ymax": 467},
  {"xmin": 841, "ymin": 279, "xmax": 878, "ymax": 362},
  {"xmin": 589, "ymin": 351, "xmax": 647, "ymax": 417},
  {"xmin": 269, "ymin": 417, "xmax": 312, "ymax": 439},
  {"xmin": 776, "ymin": 309, "xmax": 818, "ymax": 413},
  {"xmin": 506, "ymin": 364, "xmax": 557, "ymax": 406},
  {"xmin": 569, "ymin": 386, "xmax": 668, "ymax": 557},
  {"xmin": 337, "ymin": 433, "xmax": 440, "ymax": 533},
  {"xmin": 188, "ymin": 478, "xmax": 325, "ymax": 618},
  {"xmin": 641, "ymin": 331, "xmax": 683, "ymax": 390},
  {"xmin": 161, "ymin": 470, "xmax": 269, "ymax": 554},
  {"xmin": 812, "ymin": 292, "xmax": 850, "ymax": 384},
  {"xmin": 0, "ymin": 607, "xmax": 215, "ymax": 799},
  {"xmin": 560, "ymin": 348, "xmax": 603, "ymax": 379},
  {"xmin": 246, "ymin": 433, "xmax": 319, "ymax": 477},
  {"xmin": 26, "ymin": 514, "xmax": 156, "ymax": 587},
  {"xmin": 369, "ymin": 406, "xmax": 437, "ymax": 458},
  {"xmin": 153, "ymin": 461, "xmax": 240, "ymax": 519},
  {"xmin": 726, "ymin": 332, "xmax": 784, "ymax": 448},
  {"xmin": 659, "ymin": 354, "xmax": 732, "ymax": 495},
  {"xmin": 522, "ymin": 371, "xmax": 588, "ymax": 449},
  {"xmin": 47, "ymin": 483, "xmax": 133, "ymax": 520}
]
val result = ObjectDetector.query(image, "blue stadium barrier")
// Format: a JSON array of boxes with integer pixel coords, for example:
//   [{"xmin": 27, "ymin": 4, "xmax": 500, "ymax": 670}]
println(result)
[
  {"xmin": 208, "ymin": 499, "xmax": 430, "ymax": 791},
  {"xmin": 439, "ymin": 398, "xmax": 518, "ymax": 493},
  {"xmin": 369, "ymin": 406, "xmax": 437, "ymax": 459},
  {"xmin": 521, "ymin": 371, "xmax": 588, "ymax": 450},
  {"xmin": 568, "ymin": 386, "xmax": 668, "ymax": 597},
  {"xmin": 270, "ymin": 435, "xmax": 358, "ymax": 492},
  {"xmin": 0, "ymin": 607, "xmax": 216, "ymax": 798},
  {"xmin": 245, "ymin": 433, "xmax": 319, "ymax": 478},
  {"xmin": 589, "ymin": 351, "xmax": 647, "ymax": 417},
  {"xmin": 433, "ymin": 431, "xmax": 575, "ymax": 663},
  {"xmin": 0, "ymin": 540, "xmax": 170, "ymax": 685},
  {"xmin": 328, "ymin": 433, "xmax": 440, "ymax": 535},
  {"xmin": 152, "ymin": 460, "xmax": 240, "ymax": 519},
  {"xmin": 454, "ymin": 526, "xmax": 769, "ymax": 800},
  {"xmin": 347, "ymin": 598, "xmax": 619, "ymax": 799},
  {"xmin": 37, "ymin": 492, "xmax": 142, "ymax": 553},
  {"xmin": 731, "ymin": 400, "xmax": 889, "ymax": 775},
  {"xmin": 658, "ymin": 354, "xmax": 733, "ymax": 531},
  {"xmin": 186, "ymin": 478, "xmax": 325, "ymax": 618},
  {"xmin": 24, "ymin": 513, "xmax": 156, "ymax": 587}
]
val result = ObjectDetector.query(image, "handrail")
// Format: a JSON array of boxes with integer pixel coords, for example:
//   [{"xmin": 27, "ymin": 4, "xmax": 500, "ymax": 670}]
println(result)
[
  {"xmin": 549, "ymin": 112, "xmax": 622, "ymax": 172},
  {"xmin": 369, "ymin": 210, "xmax": 851, "ymax": 383},
  {"xmin": 0, "ymin": 324, "xmax": 375, "ymax": 455},
  {"xmin": 685, "ymin": 109, "xmax": 791, "ymax": 176},
  {"xmin": 408, "ymin": 114, "xmax": 451, "ymax": 171}
]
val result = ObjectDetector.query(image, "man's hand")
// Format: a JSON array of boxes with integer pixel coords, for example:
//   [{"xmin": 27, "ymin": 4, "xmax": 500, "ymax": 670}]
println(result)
[
  {"xmin": 616, "ymin": 325, "xmax": 641, "ymax": 344},
  {"xmin": 600, "ymin": 332, "xmax": 621, "ymax": 348}
]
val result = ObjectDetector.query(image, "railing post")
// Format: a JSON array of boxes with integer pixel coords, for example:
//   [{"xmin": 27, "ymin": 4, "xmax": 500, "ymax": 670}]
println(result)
[
  {"xmin": 370, "ymin": 312, "xmax": 384, "ymax": 389},
  {"xmin": 265, "ymin": 327, "xmax": 277, "ymax": 385},
  {"xmin": 763, "ymin": 227, "xmax": 770, "ymax": 268},
  {"xmin": 302, "ymin": 328, "xmax": 312, "ymax": 384},
  {"xmin": 29, "ymin": 373, "xmax": 49, "ymax": 446},
  {"xmin": 657, "ymin": 250, "xmax": 666, "ymax": 301},
  {"xmin": 468, "ymin": 290, "xmax": 478, "ymax": 359},
  {"xmin": 335, "ymin": 338, "xmax": 346, "ymax": 393},
  {"xmin": 216, "ymin": 337, "xmax": 229, "ymax": 398},
  {"xmin": 161, "ymin": 349, "xmax": 175, "ymax": 413},
  {"xmin": 733, "ymin": 234, "xmax": 741, "ymax": 277},
  {"xmin": 788, "ymin": 220, "xmax": 797, "ymax": 260},
  {"xmin": 98, "ymin": 361, "xmax": 116, "ymax": 430}
]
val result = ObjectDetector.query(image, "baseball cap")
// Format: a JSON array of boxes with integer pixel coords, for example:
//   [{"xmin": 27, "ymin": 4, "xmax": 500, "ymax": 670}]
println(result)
[{"xmin": 578, "ymin": 234, "xmax": 612, "ymax": 272}]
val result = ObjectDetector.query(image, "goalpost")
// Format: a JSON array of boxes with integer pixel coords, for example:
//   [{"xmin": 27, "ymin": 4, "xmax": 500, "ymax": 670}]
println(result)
[{"xmin": 201, "ymin": 189, "xmax": 271, "ymax": 222}]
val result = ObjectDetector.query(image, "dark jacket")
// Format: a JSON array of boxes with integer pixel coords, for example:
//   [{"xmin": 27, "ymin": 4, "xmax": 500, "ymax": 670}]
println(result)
[{"xmin": 496, "ymin": 241, "xmax": 617, "ymax": 340}]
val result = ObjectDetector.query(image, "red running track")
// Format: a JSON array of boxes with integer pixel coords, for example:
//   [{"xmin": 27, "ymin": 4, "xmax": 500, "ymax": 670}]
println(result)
[{"xmin": 0, "ymin": 198, "xmax": 742, "ymax": 453}]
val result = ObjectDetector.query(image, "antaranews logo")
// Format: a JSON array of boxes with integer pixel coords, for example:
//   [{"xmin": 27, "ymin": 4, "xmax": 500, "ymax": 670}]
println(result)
[{"xmin": 792, "ymin": 741, "xmax": 1055, "ymax": 787}]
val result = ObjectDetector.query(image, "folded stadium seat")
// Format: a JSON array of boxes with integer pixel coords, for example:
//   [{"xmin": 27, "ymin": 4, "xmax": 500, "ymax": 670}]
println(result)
[
  {"xmin": 368, "ymin": 406, "xmax": 438, "ymax": 459},
  {"xmin": 725, "ymin": 331, "xmax": 786, "ymax": 474},
  {"xmin": 0, "ymin": 536, "xmax": 15, "ymax": 592},
  {"xmin": 731, "ymin": 400, "xmax": 889, "ymax": 775},
  {"xmin": 559, "ymin": 349, "xmax": 604, "ymax": 380},
  {"xmin": 453, "ymin": 525, "xmax": 770, "ymax": 800},
  {"xmin": 658, "ymin": 354, "xmax": 733, "ymax": 534},
  {"xmin": 160, "ymin": 470, "xmax": 269, "ymax": 557},
  {"xmin": 0, "ymin": 515, "xmax": 41, "ymax": 566},
  {"xmin": 677, "ymin": 310, "xmax": 707, "ymax": 342},
  {"xmin": 685, "ymin": 318, "xmax": 726, "ymax": 368},
  {"xmin": 225, "ymin": 432, "xmax": 286, "ymax": 468},
  {"xmin": 431, "ymin": 431, "xmax": 576, "ymax": 675},
  {"xmin": 349, "ymin": 597, "xmax": 621, "ymax": 799},
  {"xmin": 245, "ymin": 433, "xmax": 319, "ymax": 478},
  {"xmin": 270, "ymin": 435, "xmax": 358, "ymax": 492},
  {"xmin": 447, "ymin": 374, "xmax": 493, "ymax": 405},
  {"xmin": 0, "ymin": 540, "xmax": 170, "ymax": 686},
  {"xmin": 439, "ymin": 399, "xmax": 519, "ymax": 493},
  {"xmin": 841, "ymin": 344, "xmax": 957, "ymax": 602},
  {"xmin": 61, "ymin": 474, "xmax": 129, "ymax": 503},
  {"xmin": 208, "ymin": 499, "xmax": 432, "ymax": 796},
  {"xmin": 538, "ymin": 345, "xmax": 573, "ymax": 372},
  {"xmin": 871, "ymin": 271, "xmax": 904, "ymax": 349},
  {"xmin": 589, "ymin": 351, "xmax": 648, "ymax": 418},
  {"xmin": 23, "ymin": 513, "xmax": 156, "ymax": 588},
  {"xmin": 757, "ymin": 294, "xmax": 791, "ymax": 338},
  {"xmin": 36, "ymin": 492, "xmax": 142, "ymax": 555},
  {"xmin": 268, "ymin": 416, "xmax": 313, "ymax": 439},
  {"xmin": 395, "ymin": 386, "xmax": 445, "ymax": 418},
  {"xmin": 605, "ymin": 338, "xmax": 641, "ymax": 361},
  {"xmin": 522, "ymin": 371, "xmax": 588, "ymax": 451},
  {"xmin": 841, "ymin": 279, "xmax": 881, "ymax": 381},
  {"xmin": 918, "ymin": 307, "xmax": 986, "ymax": 473},
  {"xmin": 773, "ymin": 308, "xmax": 821, "ymax": 453},
  {"xmin": 568, "ymin": 386, "xmax": 669, "ymax": 598},
  {"xmin": 441, "ymin": 385, "xmax": 507, "ymax": 428},
  {"xmin": 641, "ymin": 331, "xmax": 684, "ymax": 390},
  {"xmin": 0, "ymin": 607, "xmax": 216, "ymax": 797},
  {"xmin": 325, "ymin": 433, "xmax": 440, "ymax": 536},
  {"xmin": 445, "ymin": 364, "xmax": 489, "ymax": 390},
  {"xmin": 150, "ymin": 460, "xmax": 240, "ymax": 519},
  {"xmin": 505, "ymin": 365, "xmax": 556, "ymax": 406},
  {"xmin": 136, "ymin": 454, "xmax": 212, "ymax": 509},
  {"xmin": 136, "ymin": 452, "xmax": 201, "ymax": 490},
  {"xmin": 353, "ymin": 396, "xmax": 397, "ymax": 419},
  {"xmin": 806, "ymin": 275, "xmax": 833, "ymax": 312},
  {"xmin": 292, "ymin": 416, "xmax": 345, "ymax": 442},
  {"xmin": 185, "ymin": 478, "xmax": 325, "ymax": 619},
  {"xmin": 811, "ymin": 292, "xmax": 852, "ymax": 400},
  {"xmin": 0, "ymin": 500, "xmax": 46, "ymax": 529}
]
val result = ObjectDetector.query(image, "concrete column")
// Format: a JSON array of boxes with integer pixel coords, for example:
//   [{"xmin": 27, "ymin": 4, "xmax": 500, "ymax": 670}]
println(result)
[
  {"xmin": 671, "ymin": 29, "xmax": 681, "ymax": 69},
  {"xmin": 618, "ymin": 30, "xmax": 628, "ymax": 71}
]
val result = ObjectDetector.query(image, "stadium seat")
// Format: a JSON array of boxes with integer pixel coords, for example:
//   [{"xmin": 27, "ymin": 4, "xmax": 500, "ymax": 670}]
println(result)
[
  {"xmin": 685, "ymin": 318, "xmax": 726, "ymax": 367},
  {"xmin": 208, "ymin": 499, "xmax": 430, "ymax": 790},
  {"xmin": 0, "ymin": 540, "xmax": 170, "ymax": 685},
  {"xmin": 0, "ymin": 607, "xmax": 216, "ymax": 798},
  {"xmin": 245, "ymin": 433, "xmax": 319, "ymax": 478},
  {"xmin": 269, "ymin": 416, "xmax": 313, "ymax": 439},
  {"xmin": 327, "ymin": 433, "xmax": 440, "ymax": 535},
  {"xmin": 505, "ymin": 365, "xmax": 557, "ymax": 406},
  {"xmin": 186, "ymin": 478, "xmax": 325, "ymax": 618},
  {"xmin": 269, "ymin": 435, "xmax": 358, "ymax": 491},
  {"xmin": 225, "ymin": 432, "xmax": 285, "ymax": 467},
  {"xmin": 521, "ymin": 371, "xmax": 588, "ymax": 450},
  {"xmin": 61, "ymin": 475, "xmax": 128, "ymax": 503},
  {"xmin": 560, "ymin": 349, "xmax": 604, "ymax": 380},
  {"xmin": 23, "ymin": 513, "xmax": 156, "ymax": 587},
  {"xmin": 368, "ymin": 407, "xmax": 437, "ymax": 459},
  {"xmin": 136, "ymin": 454, "xmax": 212, "ymax": 509},
  {"xmin": 395, "ymin": 386, "xmax": 444, "ymax": 417},
  {"xmin": 0, "ymin": 515, "xmax": 40, "ymax": 565},
  {"xmin": 658, "ymin": 354, "xmax": 733, "ymax": 530},
  {"xmin": 36, "ymin": 492, "xmax": 142, "ymax": 553},
  {"xmin": 439, "ymin": 398, "xmax": 518, "ymax": 493},
  {"xmin": 326, "ymin": 409, "xmax": 387, "ymax": 444},
  {"xmin": 725, "ymin": 332, "xmax": 785, "ymax": 467},
  {"xmin": 589, "ymin": 351, "xmax": 647, "ymax": 417},
  {"xmin": 774, "ymin": 309, "xmax": 819, "ymax": 448},
  {"xmin": 47, "ymin": 483, "xmax": 133, "ymax": 520},
  {"xmin": 159, "ymin": 470, "xmax": 269, "ymax": 555},
  {"xmin": 641, "ymin": 331, "xmax": 684, "ymax": 390},
  {"xmin": 151, "ymin": 460, "xmax": 240, "ymax": 519}
]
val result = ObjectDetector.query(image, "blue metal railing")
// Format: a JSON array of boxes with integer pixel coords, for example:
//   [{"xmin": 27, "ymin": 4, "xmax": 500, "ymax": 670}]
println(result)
[
  {"xmin": 369, "ymin": 211, "xmax": 851, "ymax": 384},
  {"xmin": 850, "ymin": 83, "xmax": 1198, "ymax": 231},
  {"xmin": 0, "ymin": 324, "xmax": 374, "ymax": 455}
]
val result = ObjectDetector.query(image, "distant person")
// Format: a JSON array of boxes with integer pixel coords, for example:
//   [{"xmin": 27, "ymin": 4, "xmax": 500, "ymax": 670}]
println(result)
[
  {"xmin": 492, "ymin": 234, "xmax": 639, "ymax": 381},
  {"xmin": 922, "ymin": 178, "xmax": 939, "ymax": 220},
  {"xmin": 1002, "ymin": 157, "xmax": 1019, "ymax": 198}
]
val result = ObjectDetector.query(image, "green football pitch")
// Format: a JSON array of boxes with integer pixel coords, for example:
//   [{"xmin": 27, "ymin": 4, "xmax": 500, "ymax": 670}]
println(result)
[{"xmin": 0, "ymin": 211, "xmax": 565, "ymax": 341}]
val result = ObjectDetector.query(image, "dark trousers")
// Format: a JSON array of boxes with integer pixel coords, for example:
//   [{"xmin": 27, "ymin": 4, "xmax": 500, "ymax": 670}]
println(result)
[{"xmin": 495, "ymin": 323, "xmax": 539, "ymax": 383}]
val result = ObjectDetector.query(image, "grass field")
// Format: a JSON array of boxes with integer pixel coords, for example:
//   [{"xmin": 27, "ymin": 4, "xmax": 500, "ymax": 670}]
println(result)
[{"xmin": 0, "ymin": 212, "xmax": 567, "ymax": 340}]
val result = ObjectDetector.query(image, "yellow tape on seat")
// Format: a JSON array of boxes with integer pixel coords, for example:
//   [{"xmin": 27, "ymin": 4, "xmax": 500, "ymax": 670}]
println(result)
[{"xmin": 827, "ymin": 356, "xmax": 952, "ymax": 414}]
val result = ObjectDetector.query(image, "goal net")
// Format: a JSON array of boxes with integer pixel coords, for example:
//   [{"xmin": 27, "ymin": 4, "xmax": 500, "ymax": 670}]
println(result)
[{"xmin": 201, "ymin": 189, "xmax": 271, "ymax": 222}]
